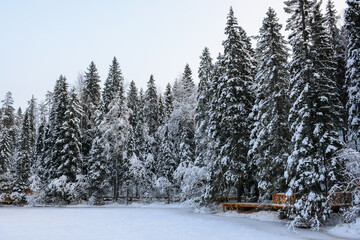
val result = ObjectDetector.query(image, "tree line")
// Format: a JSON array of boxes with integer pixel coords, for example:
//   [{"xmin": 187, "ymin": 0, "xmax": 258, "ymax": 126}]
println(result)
[{"xmin": 0, "ymin": 0, "xmax": 359, "ymax": 229}]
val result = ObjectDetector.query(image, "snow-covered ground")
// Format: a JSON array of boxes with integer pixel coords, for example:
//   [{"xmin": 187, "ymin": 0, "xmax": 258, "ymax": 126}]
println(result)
[{"xmin": 0, "ymin": 203, "xmax": 358, "ymax": 240}]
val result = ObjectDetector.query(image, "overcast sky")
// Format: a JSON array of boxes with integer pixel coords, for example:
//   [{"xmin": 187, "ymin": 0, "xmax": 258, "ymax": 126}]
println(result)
[{"xmin": 0, "ymin": 0, "xmax": 347, "ymax": 109}]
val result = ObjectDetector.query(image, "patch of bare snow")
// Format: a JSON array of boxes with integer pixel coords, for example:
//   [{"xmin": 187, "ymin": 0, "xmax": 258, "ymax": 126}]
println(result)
[{"xmin": 326, "ymin": 217, "xmax": 360, "ymax": 240}]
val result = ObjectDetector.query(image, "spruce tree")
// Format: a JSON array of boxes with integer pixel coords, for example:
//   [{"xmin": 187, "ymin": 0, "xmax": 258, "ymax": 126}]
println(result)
[
  {"xmin": 57, "ymin": 89, "xmax": 83, "ymax": 184},
  {"xmin": 34, "ymin": 117, "xmax": 47, "ymax": 183},
  {"xmin": 325, "ymin": 0, "xmax": 347, "ymax": 141},
  {"xmin": 170, "ymin": 64, "xmax": 197, "ymax": 200},
  {"xmin": 81, "ymin": 61, "xmax": 101, "ymax": 170},
  {"xmin": 14, "ymin": 108, "xmax": 23, "ymax": 149},
  {"xmin": 13, "ymin": 97, "xmax": 37, "ymax": 203},
  {"xmin": 0, "ymin": 92, "xmax": 16, "ymax": 200},
  {"xmin": 203, "ymin": 57, "xmax": 225, "ymax": 203},
  {"xmin": 102, "ymin": 57, "xmax": 123, "ymax": 113},
  {"xmin": 164, "ymin": 83, "xmax": 173, "ymax": 120},
  {"xmin": 207, "ymin": 7, "xmax": 254, "ymax": 202},
  {"xmin": 158, "ymin": 95, "xmax": 165, "ymax": 126},
  {"xmin": 88, "ymin": 127, "xmax": 111, "ymax": 204},
  {"xmin": 195, "ymin": 47, "xmax": 213, "ymax": 171},
  {"xmin": 345, "ymin": 0, "xmax": 360, "ymax": 149},
  {"xmin": 144, "ymin": 75, "xmax": 159, "ymax": 136},
  {"xmin": 285, "ymin": 0, "xmax": 345, "ymax": 229},
  {"xmin": 98, "ymin": 87, "xmax": 131, "ymax": 200},
  {"xmin": 47, "ymin": 75, "xmax": 69, "ymax": 201},
  {"xmin": 157, "ymin": 126, "xmax": 177, "ymax": 184},
  {"xmin": 127, "ymin": 80, "xmax": 139, "ymax": 130},
  {"xmin": 11, "ymin": 109, "xmax": 33, "ymax": 203},
  {"xmin": 0, "ymin": 92, "xmax": 16, "ymax": 173},
  {"xmin": 249, "ymin": 8, "xmax": 290, "ymax": 201}
]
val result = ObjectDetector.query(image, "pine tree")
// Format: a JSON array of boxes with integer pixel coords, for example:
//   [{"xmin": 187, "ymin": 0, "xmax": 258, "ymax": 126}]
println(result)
[
  {"xmin": 102, "ymin": 57, "xmax": 124, "ymax": 113},
  {"xmin": 249, "ymin": 8, "xmax": 291, "ymax": 201},
  {"xmin": 81, "ymin": 61, "xmax": 101, "ymax": 171},
  {"xmin": 345, "ymin": 0, "xmax": 360, "ymax": 149},
  {"xmin": 206, "ymin": 7, "xmax": 254, "ymax": 203}
]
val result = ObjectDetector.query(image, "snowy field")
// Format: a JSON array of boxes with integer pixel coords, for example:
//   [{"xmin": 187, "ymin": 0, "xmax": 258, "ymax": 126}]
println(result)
[{"xmin": 0, "ymin": 203, "xmax": 358, "ymax": 240}]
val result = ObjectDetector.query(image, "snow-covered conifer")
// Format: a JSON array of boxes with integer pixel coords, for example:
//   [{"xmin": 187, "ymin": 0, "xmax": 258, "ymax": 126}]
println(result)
[
  {"xmin": 325, "ymin": 0, "xmax": 347, "ymax": 140},
  {"xmin": 249, "ymin": 7, "xmax": 290, "ymax": 201},
  {"xmin": 285, "ymin": 0, "xmax": 345, "ymax": 229},
  {"xmin": 345, "ymin": 0, "xmax": 360, "ymax": 148},
  {"xmin": 81, "ymin": 61, "xmax": 101, "ymax": 167},
  {"xmin": 206, "ymin": 7, "xmax": 254, "ymax": 203},
  {"xmin": 164, "ymin": 83, "xmax": 173, "ymax": 120},
  {"xmin": 127, "ymin": 80, "xmax": 139, "ymax": 130},
  {"xmin": 102, "ymin": 57, "xmax": 123, "ymax": 113},
  {"xmin": 194, "ymin": 47, "xmax": 213, "ymax": 184},
  {"xmin": 144, "ymin": 75, "xmax": 159, "ymax": 136}
]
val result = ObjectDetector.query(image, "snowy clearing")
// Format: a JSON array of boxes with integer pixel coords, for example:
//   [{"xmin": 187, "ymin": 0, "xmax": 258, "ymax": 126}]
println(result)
[{"xmin": 0, "ymin": 204, "xmax": 358, "ymax": 240}]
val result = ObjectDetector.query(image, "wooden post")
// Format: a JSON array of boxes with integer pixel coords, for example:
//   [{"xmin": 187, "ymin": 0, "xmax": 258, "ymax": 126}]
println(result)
[{"xmin": 237, "ymin": 184, "xmax": 242, "ymax": 202}]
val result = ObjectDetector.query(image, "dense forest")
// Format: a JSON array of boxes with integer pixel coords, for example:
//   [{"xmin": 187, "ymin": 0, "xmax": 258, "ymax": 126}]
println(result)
[{"xmin": 0, "ymin": 0, "xmax": 359, "ymax": 229}]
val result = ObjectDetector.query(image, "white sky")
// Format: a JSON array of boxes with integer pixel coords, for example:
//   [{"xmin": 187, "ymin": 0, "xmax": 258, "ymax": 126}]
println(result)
[{"xmin": 0, "ymin": 0, "xmax": 347, "ymax": 109}]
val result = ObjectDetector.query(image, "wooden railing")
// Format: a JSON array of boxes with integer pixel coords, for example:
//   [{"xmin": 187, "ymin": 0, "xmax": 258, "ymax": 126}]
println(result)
[
  {"xmin": 272, "ymin": 193, "xmax": 299, "ymax": 205},
  {"xmin": 221, "ymin": 192, "xmax": 354, "ymax": 213}
]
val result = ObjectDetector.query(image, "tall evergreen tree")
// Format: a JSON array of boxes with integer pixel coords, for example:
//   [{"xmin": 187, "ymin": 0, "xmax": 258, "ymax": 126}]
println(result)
[
  {"xmin": 127, "ymin": 80, "xmax": 139, "ymax": 130},
  {"xmin": 0, "ymin": 92, "xmax": 15, "ymax": 177},
  {"xmin": 285, "ymin": 0, "xmax": 345, "ymax": 229},
  {"xmin": 158, "ymin": 95, "xmax": 165, "ymax": 126},
  {"xmin": 88, "ymin": 105, "xmax": 111, "ymax": 204},
  {"xmin": 12, "ymin": 96, "xmax": 36, "ymax": 203},
  {"xmin": 57, "ymin": 89, "xmax": 83, "ymax": 183},
  {"xmin": 170, "ymin": 64, "xmax": 197, "ymax": 200},
  {"xmin": 157, "ymin": 126, "xmax": 176, "ymax": 184},
  {"xmin": 0, "ymin": 92, "xmax": 16, "ymax": 194},
  {"xmin": 144, "ymin": 75, "xmax": 159, "ymax": 136},
  {"xmin": 34, "ymin": 117, "xmax": 47, "ymax": 182},
  {"xmin": 13, "ymin": 110, "xmax": 32, "ymax": 202},
  {"xmin": 0, "ymin": 92, "xmax": 16, "ymax": 201},
  {"xmin": 345, "ymin": 0, "xmax": 360, "ymax": 149},
  {"xmin": 97, "ymin": 86, "xmax": 131, "ymax": 200},
  {"xmin": 206, "ymin": 7, "xmax": 254, "ymax": 203},
  {"xmin": 14, "ymin": 108, "xmax": 23, "ymax": 149},
  {"xmin": 46, "ymin": 75, "xmax": 69, "ymax": 199},
  {"xmin": 249, "ymin": 8, "xmax": 290, "ymax": 201},
  {"xmin": 102, "ymin": 57, "xmax": 123, "ymax": 113},
  {"xmin": 164, "ymin": 83, "xmax": 173, "ymax": 120},
  {"xmin": 325, "ymin": 0, "xmax": 348, "ymax": 141},
  {"xmin": 81, "ymin": 61, "xmax": 101, "ymax": 169},
  {"xmin": 195, "ymin": 47, "xmax": 213, "ymax": 169}
]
